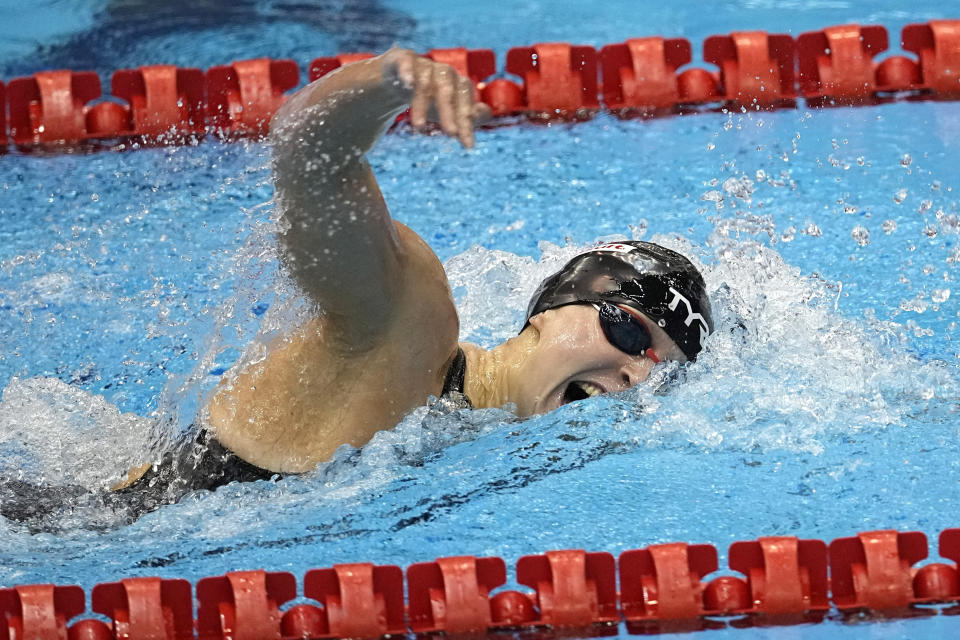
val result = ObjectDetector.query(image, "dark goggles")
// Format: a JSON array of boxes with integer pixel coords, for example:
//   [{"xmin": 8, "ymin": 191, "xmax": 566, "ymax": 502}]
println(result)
[{"xmin": 594, "ymin": 302, "xmax": 659, "ymax": 362}]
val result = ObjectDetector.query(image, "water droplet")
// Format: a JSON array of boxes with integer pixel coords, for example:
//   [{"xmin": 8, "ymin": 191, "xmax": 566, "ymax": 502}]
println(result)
[
  {"xmin": 882, "ymin": 219, "xmax": 897, "ymax": 234},
  {"xmin": 918, "ymin": 200, "xmax": 932, "ymax": 214},
  {"xmin": 722, "ymin": 176, "xmax": 754, "ymax": 200},
  {"xmin": 803, "ymin": 222, "xmax": 822, "ymax": 237},
  {"xmin": 852, "ymin": 225, "xmax": 870, "ymax": 246},
  {"xmin": 893, "ymin": 189, "xmax": 907, "ymax": 204},
  {"xmin": 900, "ymin": 153, "xmax": 913, "ymax": 167},
  {"xmin": 932, "ymin": 289, "xmax": 951, "ymax": 303}
]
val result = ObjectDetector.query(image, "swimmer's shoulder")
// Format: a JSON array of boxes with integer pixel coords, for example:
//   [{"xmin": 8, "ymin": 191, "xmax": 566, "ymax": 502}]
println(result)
[{"xmin": 203, "ymin": 223, "xmax": 459, "ymax": 471}]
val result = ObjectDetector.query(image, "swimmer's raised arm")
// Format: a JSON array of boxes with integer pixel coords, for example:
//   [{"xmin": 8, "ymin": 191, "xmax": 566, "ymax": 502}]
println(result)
[{"xmin": 270, "ymin": 49, "xmax": 486, "ymax": 348}]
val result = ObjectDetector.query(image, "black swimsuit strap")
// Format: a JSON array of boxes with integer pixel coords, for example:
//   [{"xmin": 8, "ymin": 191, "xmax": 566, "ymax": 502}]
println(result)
[{"xmin": 441, "ymin": 347, "xmax": 469, "ymax": 402}]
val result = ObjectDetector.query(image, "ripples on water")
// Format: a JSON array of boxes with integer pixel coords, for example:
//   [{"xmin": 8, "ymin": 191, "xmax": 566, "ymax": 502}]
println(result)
[
  {"xmin": 0, "ymin": 107, "xmax": 957, "ymax": 589},
  {"xmin": 0, "ymin": 19, "xmax": 957, "ymax": 622}
]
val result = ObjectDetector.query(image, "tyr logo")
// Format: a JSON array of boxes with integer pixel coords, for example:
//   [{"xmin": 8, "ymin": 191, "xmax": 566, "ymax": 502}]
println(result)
[{"xmin": 667, "ymin": 286, "xmax": 709, "ymax": 348}]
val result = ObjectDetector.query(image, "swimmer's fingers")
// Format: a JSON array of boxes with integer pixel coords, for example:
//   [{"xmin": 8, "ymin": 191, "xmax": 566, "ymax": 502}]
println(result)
[
  {"xmin": 432, "ymin": 63, "xmax": 460, "ymax": 139},
  {"xmin": 454, "ymin": 75, "xmax": 480, "ymax": 148},
  {"xmin": 405, "ymin": 54, "xmax": 486, "ymax": 147},
  {"xmin": 409, "ymin": 56, "xmax": 435, "ymax": 129}
]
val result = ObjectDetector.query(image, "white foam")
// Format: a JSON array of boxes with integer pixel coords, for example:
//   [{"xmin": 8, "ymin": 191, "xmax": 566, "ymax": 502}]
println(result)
[{"xmin": 0, "ymin": 377, "xmax": 155, "ymax": 488}]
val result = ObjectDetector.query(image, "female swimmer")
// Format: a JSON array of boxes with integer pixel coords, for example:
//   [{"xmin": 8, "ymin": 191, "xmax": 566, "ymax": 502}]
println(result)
[{"xmin": 1, "ymin": 49, "xmax": 711, "ymax": 525}]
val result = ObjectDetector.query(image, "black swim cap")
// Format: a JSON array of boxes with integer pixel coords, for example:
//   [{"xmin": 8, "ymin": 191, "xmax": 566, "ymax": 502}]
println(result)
[{"xmin": 525, "ymin": 241, "xmax": 713, "ymax": 360}]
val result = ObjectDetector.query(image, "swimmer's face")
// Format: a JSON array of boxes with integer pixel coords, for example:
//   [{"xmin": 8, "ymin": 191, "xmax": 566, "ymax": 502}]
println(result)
[{"xmin": 512, "ymin": 304, "xmax": 685, "ymax": 416}]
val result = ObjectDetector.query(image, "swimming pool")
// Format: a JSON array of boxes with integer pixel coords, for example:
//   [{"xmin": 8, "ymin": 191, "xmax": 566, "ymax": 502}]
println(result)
[{"xmin": 1, "ymin": 0, "xmax": 959, "ymax": 637}]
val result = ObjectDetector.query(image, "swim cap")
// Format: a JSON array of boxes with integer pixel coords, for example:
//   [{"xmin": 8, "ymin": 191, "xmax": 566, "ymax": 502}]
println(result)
[{"xmin": 525, "ymin": 241, "xmax": 713, "ymax": 360}]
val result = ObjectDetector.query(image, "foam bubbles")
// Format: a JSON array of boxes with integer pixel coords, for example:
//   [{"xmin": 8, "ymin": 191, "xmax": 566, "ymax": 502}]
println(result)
[
  {"xmin": 0, "ymin": 377, "xmax": 155, "ymax": 488},
  {"xmin": 444, "ymin": 232, "xmax": 957, "ymax": 461}
]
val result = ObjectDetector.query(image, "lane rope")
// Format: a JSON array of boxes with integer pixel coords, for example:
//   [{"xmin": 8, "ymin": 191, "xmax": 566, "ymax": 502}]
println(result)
[
  {"xmin": 1, "ymin": 20, "xmax": 958, "ymax": 151},
  {"xmin": 4, "ymin": 527, "xmax": 960, "ymax": 637},
  {"xmin": 4, "ymin": 18, "xmax": 960, "ymax": 638}
]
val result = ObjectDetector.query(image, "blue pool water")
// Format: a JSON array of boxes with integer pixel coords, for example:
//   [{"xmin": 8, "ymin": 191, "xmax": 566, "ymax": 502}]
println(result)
[{"xmin": 1, "ymin": 1, "xmax": 959, "ymax": 638}]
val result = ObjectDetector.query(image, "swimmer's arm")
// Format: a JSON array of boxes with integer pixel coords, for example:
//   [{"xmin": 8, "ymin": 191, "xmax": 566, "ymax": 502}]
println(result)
[{"xmin": 270, "ymin": 49, "xmax": 483, "ymax": 347}]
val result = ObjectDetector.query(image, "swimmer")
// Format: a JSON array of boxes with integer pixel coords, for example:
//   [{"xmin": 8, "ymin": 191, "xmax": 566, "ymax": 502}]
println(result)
[
  {"xmin": 201, "ymin": 48, "xmax": 712, "ymax": 471},
  {"xmin": 1, "ymin": 49, "xmax": 712, "ymax": 526}
]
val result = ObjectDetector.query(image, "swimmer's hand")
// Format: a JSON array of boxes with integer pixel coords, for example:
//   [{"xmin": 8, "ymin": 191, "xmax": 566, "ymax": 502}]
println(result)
[{"xmin": 381, "ymin": 48, "xmax": 491, "ymax": 149}]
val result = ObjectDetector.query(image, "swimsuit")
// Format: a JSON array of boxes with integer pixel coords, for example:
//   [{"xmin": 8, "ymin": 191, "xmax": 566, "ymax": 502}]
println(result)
[
  {"xmin": 109, "ymin": 429, "xmax": 278, "ymax": 515},
  {"xmin": 1, "ymin": 347, "xmax": 471, "ymax": 527},
  {"xmin": 440, "ymin": 347, "xmax": 469, "ymax": 402},
  {"xmin": 0, "ymin": 430, "xmax": 277, "ymax": 527}
]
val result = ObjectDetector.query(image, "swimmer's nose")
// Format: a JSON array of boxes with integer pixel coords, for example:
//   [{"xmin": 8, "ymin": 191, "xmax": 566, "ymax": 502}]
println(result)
[{"xmin": 619, "ymin": 358, "xmax": 653, "ymax": 389}]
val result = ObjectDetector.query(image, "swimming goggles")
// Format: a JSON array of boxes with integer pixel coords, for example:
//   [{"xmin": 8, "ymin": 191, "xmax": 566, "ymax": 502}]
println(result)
[{"xmin": 594, "ymin": 302, "xmax": 660, "ymax": 363}]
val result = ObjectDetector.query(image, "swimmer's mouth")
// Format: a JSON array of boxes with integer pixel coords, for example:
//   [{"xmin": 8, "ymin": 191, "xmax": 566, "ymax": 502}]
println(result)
[{"xmin": 562, "ymin": 380, "xmax": 605, "ymax": 404}]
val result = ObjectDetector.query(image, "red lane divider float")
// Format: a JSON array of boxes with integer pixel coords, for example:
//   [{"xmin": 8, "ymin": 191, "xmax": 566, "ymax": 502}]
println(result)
[
  {"xmin": 600, "ymin": 37, "xmax": 694, "ymax": 114},
  {"xmin": 704, "ymin": 31, "xmax": 796, "ymax": 108},
  {"xmin": 6, "ymin": 528, "xmax": 960, "ymax": 638},
  {"xmin": 407, "ymin": 555, "xmax": 505, "ymax": 633},
  {"xmin": 91, "ymin": 577, "xmax": 194, "ymax": 639},
  {"xmin": 0, "ymin": 19, "xmax": 957, "ymax": 151},
  {"xmin": 8, "ymin": 69, "xmax": 101, "ymax": 145},
  {"xmin": 109, "ymin": 65, "xmax": 205, "ymax": 140},
  {"xmin": 903, "ymin": 19, "xmax": 960, "ymax": 97},
  {"xmin": 504, "ymin": 43, "xmax": 600, "ymax": 117},
  {"xmin": 206, "ymin": 58, "xmax": 299, "ymax": 138}
]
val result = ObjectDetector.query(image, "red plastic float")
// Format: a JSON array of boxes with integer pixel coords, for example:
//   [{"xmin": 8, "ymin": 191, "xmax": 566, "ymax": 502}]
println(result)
[
  {"xmin": 196, "ymin": 570, "xmax": 296, "ymax": 640},
  {"xmin": 599, "ymin": 37, "xmax": 692, "ymax": 113},
  {"xmin": 0, "ymin": 81, "xmax": 6, "ymax": 146},
  {"xmin": 427, "ymin": 47, "xmax": 496, "ymax": 86},
  {"xmin": 704, "ymin": 31, "xmax": 795, "ymax": 107},
  {"xmin": 829, "ymin": 529, "xmax": 927, "ymax": 610},
  {"xmin": 0, "ymin": 583, "xmax": 85, "ymax": 640},
  {"xmin": 505, "ymin": 43, "xmax": 600, "ymax": 115},
  {"xmin": 407, "ymin": 555, "xmax": 505, "ymax": 633},
  {"xmin": 92, "ymin": 576, "xmax": 193, "ymax": 640},
  {"xmin": 797, "ymin": 24, "xmax": 889, "ymax": 103},
  {"xmin": 902, "ymin": 19, "xmax": 960, "ymax": 96},
  {"xmin": 516, "ymin": 549, "xmax": 618, "ymax": 626},
  {"xmin": 728, "ymin": 536, "xmax": 829, "ymax": 615},
  {"xmin": 7, "ymin": 70, "xmax": 101, "ymax": 145},
  {"xmin": 620, "ymin": 542, "xmax": 716, "ymax": 622},
  {"xmin": 111, "ymin": 65, "xmax": 205, "ymax": 140},
  {"xmin": 302, "ymin": 563, "xmax": 406, "ymax": 638},
  {"xmin": 206, "ymin": 58, "xmax": 298, "ymax": 136}
]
